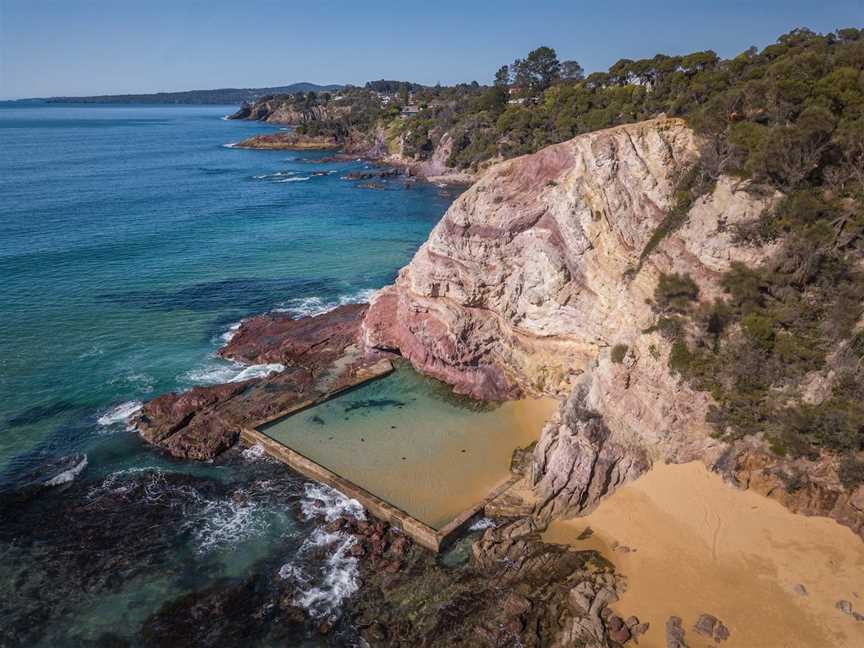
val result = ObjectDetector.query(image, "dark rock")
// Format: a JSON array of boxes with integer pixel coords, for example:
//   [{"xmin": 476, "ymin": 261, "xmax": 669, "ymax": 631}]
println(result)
[
  {"xmin": 625, "ymin": 616, "xmax": 640, "ymax": 628},
  {"xmin": 694, "ymin": 613, "xmax": 718, "ymax": 637},
  {"xmin": 504, "ymin": 617, "xmax": 524, "ymax": 635},
  {"xmin": 323, "ymin": 517, "xmax": 346, "ymax": 533},
  {"xmin": 361, "ymin": 622, "xmax": 387, "ymax": 641},
  {"xmin": 633, "ymin": 622, "xmax": 650, "ymax": 637},
  {"xmin": 350, "ymin": 515, "xmax": 625, "ymax": 648},
  {"xmin": 837, "ymin": 599, "xmax": 854, "ymax": 615},
  {"xmin": 608, "ymin": 623, "xmax": 631, "ymax": 644},
  {"xmin": 382, "ymin": 560, "xmax": 402, "ymax": 573},
  {"xmin": 502, "ymin": 592, "xmax": 532, "ymax": 617},
  {"xmin": 666, "ymin": 616, "xmax": 688, "ymax": 648},
  {"xmin": 793, "ymin": 583, "xmax": 808, "ymax": 596}
]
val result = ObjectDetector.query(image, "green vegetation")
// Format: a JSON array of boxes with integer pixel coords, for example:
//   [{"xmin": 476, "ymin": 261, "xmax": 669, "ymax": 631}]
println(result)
[{"xmin": 610, "ymin": 344, "xmax": 629, "ymax": 364}]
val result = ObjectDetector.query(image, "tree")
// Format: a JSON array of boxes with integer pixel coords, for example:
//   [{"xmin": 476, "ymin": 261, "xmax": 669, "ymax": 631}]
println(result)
[
  {"xmin": 560, "ymin": 60, "xmax": 585, "ymax": 82},
  {"xmin": 512, "ymin": 46, "xmax": 561, "ymax": 95},
  {"xmin": 494, "ymin": 65, "xmax": 510, "ymax": 87}
]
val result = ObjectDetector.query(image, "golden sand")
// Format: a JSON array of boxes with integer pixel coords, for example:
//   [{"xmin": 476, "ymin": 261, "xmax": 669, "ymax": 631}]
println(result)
[{"xmin": 543, "ymin": 462, "xmax": 864, "ymax": 648}]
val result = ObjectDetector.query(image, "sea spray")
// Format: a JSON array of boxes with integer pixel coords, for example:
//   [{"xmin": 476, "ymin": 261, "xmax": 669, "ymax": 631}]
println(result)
[
  {"xmin": 279, "ymin": 482, "xmax": 368, "ymax": 618},
  {"xmin": 275, "ymin": 288, "xmax": 378, "ymax": 319},
  {"xmin": 97, "ymin": 400, "xmax": 142, "ymax": 429}
]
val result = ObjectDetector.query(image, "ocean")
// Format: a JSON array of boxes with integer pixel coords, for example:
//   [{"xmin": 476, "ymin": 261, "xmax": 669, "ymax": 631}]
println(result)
[{"xmin": 0, "ymin": 103, "xmax": 457, "ymax": 646}]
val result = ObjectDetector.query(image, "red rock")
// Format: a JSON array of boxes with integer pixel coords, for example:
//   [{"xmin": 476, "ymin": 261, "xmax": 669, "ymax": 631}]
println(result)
[
  {"xmin": 220, "ymin": 303, "xmax": 368, "ymax": 366},
  {"xmin": 502, "ymin": 592, "xmax": 532, "ymax": 617},
  {"xmin": 133, "ymin": 304, "xmax": 385, "ymax": 461}
]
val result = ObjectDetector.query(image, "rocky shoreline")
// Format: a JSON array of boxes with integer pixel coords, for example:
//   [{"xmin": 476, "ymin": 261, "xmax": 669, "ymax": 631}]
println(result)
[
  {"xmin": 228, "ymin": 99, "xmax": 479, "ymax": 185},
  {"xmin": 231, "ymin": 131, "xmax": 341, "ymax": 150}
]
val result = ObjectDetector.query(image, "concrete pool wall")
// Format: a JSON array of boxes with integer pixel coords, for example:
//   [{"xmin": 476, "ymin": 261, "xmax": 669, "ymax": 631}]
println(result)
[
  {"xmin": 241, "ymin": 425, "xmax": 519, "ymax": 552},
  {"xmin": 241, "ymin": 361, "xmax": 556, "ymax": 552}
]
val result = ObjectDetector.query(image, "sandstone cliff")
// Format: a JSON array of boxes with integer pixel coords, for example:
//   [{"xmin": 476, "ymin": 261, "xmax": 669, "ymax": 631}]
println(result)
[{"xmin": 362, "ymin": 117, "xmax": 864, "ymax": 535}]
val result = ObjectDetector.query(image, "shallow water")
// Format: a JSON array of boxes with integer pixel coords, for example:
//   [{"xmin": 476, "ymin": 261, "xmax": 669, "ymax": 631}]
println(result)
[
  {"xmin": 0, "ymin": 104, "xmax": 462, "ymax": 645},
  {"xmin": 261, "ymin": 364, "xmax": 557, "ymax": 529},
  {"xmin": 543, "ymin": 462, "xmax": 864, "ymax": 648}
]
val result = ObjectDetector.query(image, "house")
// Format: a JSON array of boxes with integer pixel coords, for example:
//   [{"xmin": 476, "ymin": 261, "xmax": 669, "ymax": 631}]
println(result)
[{"xmin": 401, "ymin": 104, "xmax": 421, "ymax": 117}]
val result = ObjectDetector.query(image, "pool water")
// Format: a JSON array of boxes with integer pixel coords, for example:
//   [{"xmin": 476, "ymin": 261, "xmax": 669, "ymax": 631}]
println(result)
[{"xmin": 260, "ymin": 363, "xmax": 557, "ymax": 529}]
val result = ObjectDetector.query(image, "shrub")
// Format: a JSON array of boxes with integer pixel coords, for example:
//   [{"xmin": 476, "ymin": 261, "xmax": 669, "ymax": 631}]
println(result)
[
  {"xmin": 654, "ymin": 273, "xmax": 700, "ymax": 314},
  {"xmin": 611, "ymin": 344, "xmax": 629, "ymax": 364},
  {"xmin": 839, "ymin": 456, "xmax": 864, "ymax": 488},
  {"xmin": 668, "ymin": 340, "xmax": 693, "ymax": 375}
]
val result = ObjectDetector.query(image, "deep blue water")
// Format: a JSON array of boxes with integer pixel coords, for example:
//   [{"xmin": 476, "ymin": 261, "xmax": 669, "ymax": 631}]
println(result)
[{"xmin": 0, "ymin": 104, "xmax": 457, "ymax": 646}]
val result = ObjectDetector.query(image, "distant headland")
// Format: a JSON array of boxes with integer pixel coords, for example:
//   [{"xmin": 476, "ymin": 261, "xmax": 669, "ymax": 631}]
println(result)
[{"xmin": 2, "ymin": 82, "xmax": 344, "ymax": 105}]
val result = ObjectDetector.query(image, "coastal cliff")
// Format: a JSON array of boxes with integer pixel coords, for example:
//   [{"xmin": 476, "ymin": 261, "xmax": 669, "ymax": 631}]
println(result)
[
  {"xmin": 229, "ymin": 94, "xmax": 476, "ymax": 183},
  {"xmin": 228, "ymin": 96, "xmax": 347, "ymax": 125},
  {"xmin": 362, "ymin": 116, "xmax": 864, "ymax": 536}
]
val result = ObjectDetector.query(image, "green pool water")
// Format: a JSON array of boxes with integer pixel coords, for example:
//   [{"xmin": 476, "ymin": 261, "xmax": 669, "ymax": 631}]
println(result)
[{"xmin": 259, "ymin": 363, "xmax": 556, "ymax": 529}]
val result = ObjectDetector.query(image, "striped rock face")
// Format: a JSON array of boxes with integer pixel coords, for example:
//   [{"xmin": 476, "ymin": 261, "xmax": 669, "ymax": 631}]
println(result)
[{"xmin": 363, "ymin": 117, "xmax": 786, "ymax": 517}]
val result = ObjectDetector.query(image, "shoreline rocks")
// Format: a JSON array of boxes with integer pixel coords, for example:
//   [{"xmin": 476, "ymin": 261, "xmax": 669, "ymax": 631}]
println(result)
[
  {"xmin": 232, "ymin": 131, "xmax": 341, "ymax": 150},
  {"xmin": 133, "ymin": 304, "xmax": 387, "ymax": 460}
]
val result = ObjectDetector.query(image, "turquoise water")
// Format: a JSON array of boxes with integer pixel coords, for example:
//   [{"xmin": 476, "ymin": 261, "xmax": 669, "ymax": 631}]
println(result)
[
  {"xmin": 0, "ymin": 103, "xmax": 454, "ymax": 477},
  {"xmin": 0, "ymin": 104, "xmax": 457, "ymax": 646}
]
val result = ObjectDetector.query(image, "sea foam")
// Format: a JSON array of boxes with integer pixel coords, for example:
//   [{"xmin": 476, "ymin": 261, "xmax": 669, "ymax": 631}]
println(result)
[
  {"xmin": 45, "ymin": 454, "xmax": 88, "ymax": 486},
  {"xmin": 97, "ymin": 400, "xmax": 142, "ymax": 428},
  {"xmin": 290, "ymin": 528, "xmax": 360, "ymax": 618},
  {"xmin": 275, "ymin": 288, "xmax": 377, "ymax": 318},
  {"xmin": 183, "ymin": 360, "xmax": 284, "ymax": 385},
  {"xmin": 283, "ymin": 484, "xmax": 366, "ymax": 618},
  {"xmin": 300, "ymin": 482, "xmax": 366, "ymax": 523}
]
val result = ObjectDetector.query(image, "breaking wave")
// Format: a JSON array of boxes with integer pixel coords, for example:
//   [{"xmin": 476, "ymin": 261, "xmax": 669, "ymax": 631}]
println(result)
[
  {"xmin": 241, "ymin": 443, "xmax": 267, "ymax": 462},
  {"xmin": 281, "ymin": 484, "xmax": 365, "ymax": 618},
  {"xmin": 300, "ymin": 482, "xmax": 366, "ymax": 523},
  {"xmin": 220, "ymin": 321, "xmax": 242, "ymax": 343},
  {"xmin": 275, "ymin": 288, "xmax": 377, "ymax": 318},
  {"xmin": 182, "ymin": 360, "xmax": 284, "ymax": 385},
  {"xmin": 287, "ymin": 528, "xmax": 360, "ymax": 618},
  {"xmin": 468, "ymin": 517, "xmax": 497, "ymax": 531},
  {"xmin": 44, "ymin": 454, "xmax": 88, "ymax": 486},
  {"xmin": 188, "ymin": 492, "xmax": 270, "ymax": 553},
  {"xmin": 97, "ymin": 400, "xmax": 142, "ymax": 428}
]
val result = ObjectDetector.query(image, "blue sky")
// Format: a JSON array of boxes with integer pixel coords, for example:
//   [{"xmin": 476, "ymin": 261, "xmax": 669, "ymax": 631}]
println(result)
[{"xmin": 1, "ymin": 0, "xmax": 862, "ymax": 99}]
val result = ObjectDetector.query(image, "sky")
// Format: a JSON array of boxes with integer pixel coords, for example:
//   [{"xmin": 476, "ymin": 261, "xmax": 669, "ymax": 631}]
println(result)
[{"xmin": 1, "ymin": 0, "xmax": 862, "ymax": 99}]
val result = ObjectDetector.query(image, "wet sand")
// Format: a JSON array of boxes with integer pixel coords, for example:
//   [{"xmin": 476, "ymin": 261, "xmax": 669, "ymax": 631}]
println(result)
[
  {"xmin": 543, "ymin": 462, "xmax": 864, "ymax": 648},
  {"xmin": 262, "ymin": 365, "xmax": 557, "ymax": 529}
]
